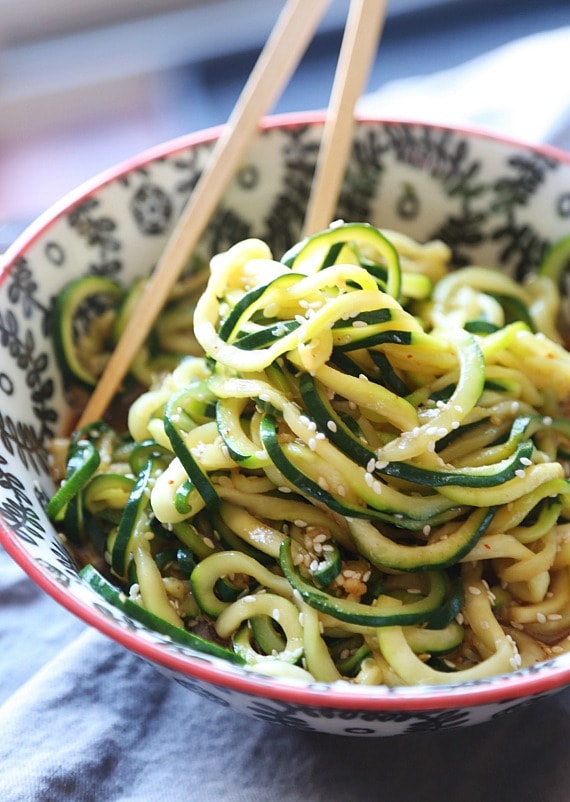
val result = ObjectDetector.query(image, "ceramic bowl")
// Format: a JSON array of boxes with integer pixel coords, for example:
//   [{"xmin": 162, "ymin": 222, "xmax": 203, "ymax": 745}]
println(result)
[{"xmin": 2, "ymin": 112, "xmax": 570, "ymax": 737}]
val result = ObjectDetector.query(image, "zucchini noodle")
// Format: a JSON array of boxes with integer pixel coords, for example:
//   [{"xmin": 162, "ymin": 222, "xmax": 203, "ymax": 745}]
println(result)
[{"xmin": 49, "ymin": 221, "xmax": 570, "ymax": 686}]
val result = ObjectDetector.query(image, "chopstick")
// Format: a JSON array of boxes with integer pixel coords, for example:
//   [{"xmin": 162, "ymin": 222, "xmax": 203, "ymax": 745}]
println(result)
[
  {"xmin": 78, "ymin": 0, "xmax": 332, "ymax": 427},
  {"xmin": 303, "ymin": 0, "xmax": 388, "ymax": 236}
]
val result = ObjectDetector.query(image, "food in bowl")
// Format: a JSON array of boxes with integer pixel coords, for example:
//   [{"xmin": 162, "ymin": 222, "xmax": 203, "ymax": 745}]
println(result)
[
  {"xmin": 47, "ymin": 216, "xmax": 570, "ymax": 686},
  {"xmin": 2, "ymin": 114, "xmax": 570, "ymax": 735}
]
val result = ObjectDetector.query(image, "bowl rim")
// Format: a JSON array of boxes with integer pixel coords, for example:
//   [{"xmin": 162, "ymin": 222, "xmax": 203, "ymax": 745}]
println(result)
[{"xmin": 2, "ymin": 110, "xmax": 570, "ymax": 712}]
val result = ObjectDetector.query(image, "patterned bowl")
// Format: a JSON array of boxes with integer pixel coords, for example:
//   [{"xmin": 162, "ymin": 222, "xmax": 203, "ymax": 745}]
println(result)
[{"xmin": 2, "ymin": 112, "xmax": 570, "ymax": 737}]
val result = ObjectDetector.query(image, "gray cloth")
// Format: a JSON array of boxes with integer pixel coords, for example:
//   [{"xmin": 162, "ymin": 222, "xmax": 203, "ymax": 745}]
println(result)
[{"xmin": 4, "ymin": 26, "xmax": 570, "ymax": 801}]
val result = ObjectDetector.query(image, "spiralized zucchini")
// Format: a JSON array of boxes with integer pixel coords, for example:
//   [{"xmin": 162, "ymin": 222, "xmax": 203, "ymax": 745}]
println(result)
[{"xmin": 49, "ymin": 221, "xmax": 570, "ymax": 687}]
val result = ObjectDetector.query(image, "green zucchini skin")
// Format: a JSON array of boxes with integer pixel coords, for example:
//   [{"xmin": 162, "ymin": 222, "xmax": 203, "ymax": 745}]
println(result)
[
  {"xmin": 348, "ymin": 506, "xmax": 496, "ymax": 572},
  {"xmin": 259, "ymin": 412, "xmax": 460, "ymax": 530},
  {"xmin": 299, "ymin": 373, "xmax": 537, "ymax": 488},
  {"xmin": 47, "ymin": 439, "xmax": 101, "ymax": 521},
  {"xmin": 279, "ymin": 539, "xmax": 447, "ymax": 627},
  {"xmin": 164, "ymin": 389, "xmax": 219, "ymax": 511},
  {"xmin": 281, "ymin": 221, "xmax": 402, "ymax": 300},
  {"xmin": 52, "ymin": 275, "xmax": 124, "ymax": 388},
  {"xmin": 110, "ymin": 458, "xmax": 155, "ymax": 578},
  {"xmin": 80, "ymin": 564, "xmax": 243, "ymax": 664}
]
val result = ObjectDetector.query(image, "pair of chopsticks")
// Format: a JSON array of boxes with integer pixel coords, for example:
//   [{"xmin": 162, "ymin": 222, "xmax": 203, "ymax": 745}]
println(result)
[{"xmin": 78, "ymin": 0, "xmax": 388, "ymax": 428}]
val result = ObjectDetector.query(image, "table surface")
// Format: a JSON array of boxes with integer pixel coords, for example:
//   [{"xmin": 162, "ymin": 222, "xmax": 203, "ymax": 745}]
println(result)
[{"xmin": 2, "ymin": 24, "xmax": 570, "ymax": 802}]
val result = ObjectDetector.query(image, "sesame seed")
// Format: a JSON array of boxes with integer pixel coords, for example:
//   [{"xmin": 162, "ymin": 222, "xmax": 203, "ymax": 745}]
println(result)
[
  {"xmin": 327, "ymin": 420, "xmax": 337, "ymax": 432},
  {"xmin": 536, "ymin": 612, "xmax": 547, "ymax": 623},
  {"xmin": 543, "ymin": 416, "xmax": 553, "ymax": 426},
  {"xmin": 548, "ymin": 613, "xmax": 563, "ymax": 621},
  {"xmin": 352, "ymin": 320, "xmax": 367, "ymax": 328},
  {"xmin": 468, "ymin": 586, "xmax": 481, "ymax": 595},
  {"xmin": 515, "ymin": 469, "xmax": 526, "ymax": 479}
]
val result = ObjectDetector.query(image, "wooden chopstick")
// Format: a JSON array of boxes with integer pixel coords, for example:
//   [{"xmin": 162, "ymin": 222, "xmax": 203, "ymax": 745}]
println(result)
[
  {"xmin": 78, "ymin": 0, "xmax": 332, "ymax": 427},
  {"xmin": 303, "ymin": 0, "xmax": 388, "ymax": 236}
]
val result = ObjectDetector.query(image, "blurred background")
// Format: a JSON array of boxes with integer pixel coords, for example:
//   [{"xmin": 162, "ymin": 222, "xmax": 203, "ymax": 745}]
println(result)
[{"xmin": 0, "ymin": 0, "xmax": 568, "ymax": 245}]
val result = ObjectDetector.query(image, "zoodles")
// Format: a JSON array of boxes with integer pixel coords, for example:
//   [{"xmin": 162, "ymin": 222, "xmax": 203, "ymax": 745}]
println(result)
[{"xmin": 49, "ymin": 221, "xmax": 570, "ymax": 686}]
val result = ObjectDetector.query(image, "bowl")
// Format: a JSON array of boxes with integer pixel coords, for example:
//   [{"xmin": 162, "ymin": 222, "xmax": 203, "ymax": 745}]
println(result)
[{"xmin": 2, "ymin": 112, "xmax": 570, "ymax": 737}]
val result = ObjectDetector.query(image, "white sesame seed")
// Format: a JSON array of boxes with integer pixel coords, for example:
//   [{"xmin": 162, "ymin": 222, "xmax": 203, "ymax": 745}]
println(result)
[
  {"xmin": 536, "ymin": 612, "xmax": 547, "ymax": 623},
  {"xmin": 327, "ymin": 420, "xmax": 337, "ymax": 432},
  {"xmin": 468, "ymin": 586, "xmax": 481, "ymax": 595}
]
